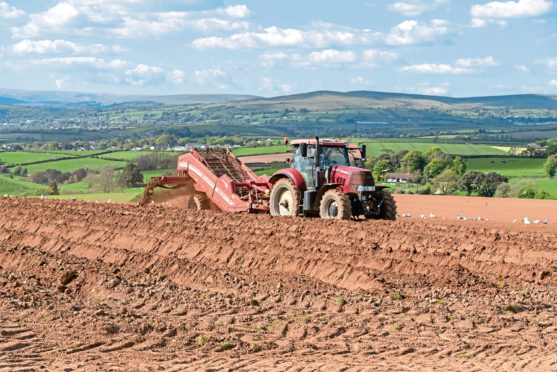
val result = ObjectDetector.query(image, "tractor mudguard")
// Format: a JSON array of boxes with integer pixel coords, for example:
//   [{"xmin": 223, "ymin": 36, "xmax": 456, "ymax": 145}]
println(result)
[{"xmin": 269, "ymin": 168, "xmax": 307, "ymax": 190}]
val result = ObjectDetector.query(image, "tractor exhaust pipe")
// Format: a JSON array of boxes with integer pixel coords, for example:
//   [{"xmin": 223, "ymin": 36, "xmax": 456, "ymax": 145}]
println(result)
[{"xmin": 315, "ymin": 136, "xmax": 320, "ymax": 188}]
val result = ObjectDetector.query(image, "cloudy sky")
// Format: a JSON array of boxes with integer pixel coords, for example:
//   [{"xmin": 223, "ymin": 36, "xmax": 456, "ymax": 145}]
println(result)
[{"xmin": 0, "ymin": 0, "xmax": 556, "ymax": 97}]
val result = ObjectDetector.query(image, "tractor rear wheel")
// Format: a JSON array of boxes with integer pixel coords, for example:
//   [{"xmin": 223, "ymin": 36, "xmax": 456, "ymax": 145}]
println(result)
[
  {"xmin": 188, "ymin": 192, "xmax": 210, "ymax": 211},
  {"xmin": 319, "ymin": 189, "xmax": 351, "ymax": 220},
  {"xmin": 270, "ymin": 178, "xmax": 301, "ymax": 217},
  {"xmin": 378, "ymin": 190, "xmax": 397, "ymax": 220}
]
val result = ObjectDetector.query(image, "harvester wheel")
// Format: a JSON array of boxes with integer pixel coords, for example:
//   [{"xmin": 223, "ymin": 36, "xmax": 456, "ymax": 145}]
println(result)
[
  {"xmin": 319, "ymin": 189, "xmax": 351, "ymax": 220},
  {"xmin": 378, "ymin": 190, "xmax": 397, "ymax": 220},
  {"xmin": 188, "ymin": 192, "xmax": 210, "ymax": 211},
  {"xmin": 270, "ymin": 178, "xmax": 301, "ymax": 217}
]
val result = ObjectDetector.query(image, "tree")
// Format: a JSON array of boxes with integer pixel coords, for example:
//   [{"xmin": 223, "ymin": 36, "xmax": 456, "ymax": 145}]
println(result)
[
  {"xmin": 424, "ymin": 146, "xmax": 444, "ymax": 160},
  {"xmin": 458, "ymin": 170, "xmax": 485, "ymax": 196},
  {"xmin": 401, "ymin": 150, "xmax": 425, "ymax": 172},
  {"xmin": 28, "ymin": 170, "xmax": 49, "ymax": 185},
  {"xmin": 477, "ymin": 172, "xmax": 508, "ymax": 197},
  {"xmin": 424, "ymin": 158, "xmax": 451, "ymax": 179},
  {"xmin": 430, "ymin": 169, "xmax": 459, "ymax": 195},
  {"xmin": 517, "ymin": 185, "xmax": 536, "ymax": 199},
  {"xmin": 44, "ymin": 169, "xmax": 63, "ymax": 184},
  {"xmin": 544, "ymin": 155, "xmax": 556, "ymax": 177},
  {"xmin": 72, "ymin": 168, "xmax": 88, "ymax": 182},
  {"xmin": 117, "ymin": 162, "xmax": 143, "ymax": 188},
  {"xmin": 373, "ymin": 160, "xmax": 393, "ymax": 181},
  {"xmin": 451, "ymin": 156, "xmax": 467, "ymax": 177},
  {"xmin": 134, "ymin": 152, "xmax": 159, "ymax": 170},
  {"xmin": 49, "ymin": 181, "xmax": 59, "ymax": 195},
  {"xmin": 12, "ymin": 166, "xmax": 28, "ymax": 177}
]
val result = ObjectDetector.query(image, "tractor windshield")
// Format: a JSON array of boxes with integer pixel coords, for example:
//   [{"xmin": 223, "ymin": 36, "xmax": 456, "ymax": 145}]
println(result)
[
  {"xmin": 292, "ymin": 145, "xmax": 350, "ymax": 188},
  {"xmin": 319, "ymin": 146, "xmax": 350, "ymax": 167}
]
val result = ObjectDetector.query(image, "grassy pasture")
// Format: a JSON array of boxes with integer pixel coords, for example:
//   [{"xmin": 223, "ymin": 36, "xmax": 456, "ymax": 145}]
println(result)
[
  {"xmin": 25, "ymin": 158, "xmax": 126, "ymax": 174},
  {"xmin": 508, "ymin": 178, "xmax": 557, "ymax": 193},
  {"xmin": 0, "ymin": 175, "xmax": 44, "ymax": 195},
  {"xmin": 0, "ymin": 151, "xmax": 69, "ymax": 165},
  {"xmin": 360, "ymin": 141, "xmax": 507, "ymax": 157},
  {"xmin": 465, "ymin": 157, "xmax": 545, "ymax": 177},
  {"xmin": 232, "ymin": 145, "xmax": 286, "ymax": 156}
]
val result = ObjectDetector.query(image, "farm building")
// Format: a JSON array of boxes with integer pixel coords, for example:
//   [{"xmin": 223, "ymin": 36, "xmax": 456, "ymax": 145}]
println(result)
[{"xmin": 386, "ymin": 172, "xmax": 412, "ymax": 183}]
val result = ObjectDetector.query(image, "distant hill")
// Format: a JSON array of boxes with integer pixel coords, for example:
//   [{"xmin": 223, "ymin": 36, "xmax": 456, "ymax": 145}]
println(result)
[
  {"xmin": 215, "ymin": 90, "xmax": 557, "ymax": 111},
  {"xmin": 0, "ymin": 89, "xmax": 260, "ymax": 106}
]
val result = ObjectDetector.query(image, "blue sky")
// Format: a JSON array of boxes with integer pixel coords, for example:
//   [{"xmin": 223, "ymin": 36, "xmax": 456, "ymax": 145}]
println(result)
[{"xmin": 0, "ymin": 0, "xmax": 556, "ymax": 97}]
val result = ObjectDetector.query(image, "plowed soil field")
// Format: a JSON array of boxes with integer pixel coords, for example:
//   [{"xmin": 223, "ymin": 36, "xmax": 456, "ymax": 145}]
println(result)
[{"xmin": 0, "ymin": 196, "xmax": 556, "ymax": 371}]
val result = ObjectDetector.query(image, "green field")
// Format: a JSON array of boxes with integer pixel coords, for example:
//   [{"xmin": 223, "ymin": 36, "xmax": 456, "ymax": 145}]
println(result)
[
  {"xmin": 0, "ymin": 151, "xmax": 70, "ymax": 164},
  {"xmin": 141, "ymin": 169, "xmax": 175, "ymax": 182},
  {"xmin": 232, "ymin": 141, "xmax": 507, "ymax": 158},
  {"xmin": 508, "ymin": 178, "xmax": 557, "ymax": 193},
  {"xmin": 232, "ymin": 145, "xmax": 287, "ymax": 156},
  {"xmin": 360, "ymin": 141, "xmax": 507, "ymax": 157},
  {"xmin": 25, "ymin": 158, "xmax": 127, "ymax": 173},
  {"xmin": 0, "ymin": 175, "xmax": 44, "ymax": 195},
  {"xmin": 465, "ymin": 157, "xmax": 546, "ymax": 177}
]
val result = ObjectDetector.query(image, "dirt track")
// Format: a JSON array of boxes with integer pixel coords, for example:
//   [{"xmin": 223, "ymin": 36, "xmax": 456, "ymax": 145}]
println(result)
[{"xmin": 0, "ymin": 197, "xmax": 556, "ymax": 371}]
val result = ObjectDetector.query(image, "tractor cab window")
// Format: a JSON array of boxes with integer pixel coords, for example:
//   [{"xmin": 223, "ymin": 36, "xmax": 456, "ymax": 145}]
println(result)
[
  {"xmin": 319, "ymin": 146, "xmax": 350, "ymax": 168},
  {"xmin": 292, "ymin": 146, "xmax": 316, "ymax": 188}
]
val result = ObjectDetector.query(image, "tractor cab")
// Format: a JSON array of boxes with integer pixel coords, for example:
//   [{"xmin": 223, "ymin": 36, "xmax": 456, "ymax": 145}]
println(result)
[{"xmin": 269, "ymin": 137, "xmax": 397, "ymax": 220}]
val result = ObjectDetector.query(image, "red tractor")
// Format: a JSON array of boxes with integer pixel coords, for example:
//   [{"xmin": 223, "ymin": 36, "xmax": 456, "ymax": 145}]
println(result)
[
  {"xmin": 268, "ymin": 138, "xmax": 396, "ymax": 220},
  {"xmin": 141, "ymin": 137, "xmax": 396, "ymax": 220}
]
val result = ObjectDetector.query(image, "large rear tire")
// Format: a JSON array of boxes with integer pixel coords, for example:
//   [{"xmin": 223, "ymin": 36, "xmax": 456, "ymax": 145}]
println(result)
[
  {"xmin": 319, "ymin": 189, "xmax": 351, "ymax": 220},
  {"xmin": 270, "ymin": 178, "xmax": 301, "ymax": 217},
  {"xmin": 188, "ymin": 192, "xmax": 210, "ymax": 211},
  {"xmin": 379, "ymin": 190, "xmax": 397, "ymax": 220}
]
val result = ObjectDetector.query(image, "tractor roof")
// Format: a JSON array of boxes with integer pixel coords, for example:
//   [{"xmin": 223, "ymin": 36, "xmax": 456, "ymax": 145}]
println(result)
[{"xmin": 290, "ymin": 139, "xmax": 348, "ymax": 147}]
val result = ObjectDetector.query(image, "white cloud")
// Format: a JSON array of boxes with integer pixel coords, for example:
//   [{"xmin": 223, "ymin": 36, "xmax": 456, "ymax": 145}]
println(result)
[
  {"xmin": 385, "ymin": 19, "xmax": 449, "ymax": 45},
  {"xmin": 12, "ymin": 2, "xmax": 79, "ymax": 38},
  {"xmin": 260, "ymin": 52, "xmax": 290, "ymax": 67},
  {"xmin": 455, "ymin": 56, "xmax": 499, "ymax": 67},
  {"xmin": 471, "ymin": 0, "xmax": 553, "ymax": 18},
  {"xmin": 28, "ymin": 56, "xmax": 128, "ymax": 69},
  {"xmin": 125, "ymin": 63, "xmax": 165, "ymax": 86},
  {"xmin": 292, "ymin": 49, "xmax": 356, "ymax": 67},
  {"xmin": 113, "ymin": 13, "xmax": 249, "ymax": 38},
  {"xmin": 350, "ymin": 76, "xmax": 373, "ymax": 86},
  {"xmin": 0, "ymin": 2, "xmax": 25, "ymax": 19},
  {"xmin": 470, "ymin": 0, "xmax": 553, "ymax": 27},
  {"xmin": 536, "ymin": 57, "xmax": 557, "ymax": 70},
  {"xmin": 420, "ymin": 82, "xmax": 450, "ymax": 95},
  {"xmin": 167, "ymin": 69, "xmax": 185, "ymax": 84},
  {"xmin": 549, "ymin": 79, "xmax": 557, "ymax": 87},
  {"xmin": 192, "ymin": 24, "xmax": 380, "ymax": 49},
  {"xmin": 362, "ymin": 49, "xmax": 398, "ymax": 66},
  {"xmin": 401, "ymin": 63, "xmax": 472, "ymax": 74},
  {"xmin": 388, "ymin": 0, "xmax": 448, "ymax": 17},
  {"xmin": 12, "ymin": 39, "xmax": 116, "ymax": 55},
  {"xmin": 193, "ymin": 68, "xmax": 230, "ymax": 89},
  {"xmin": 220, "ymin": 4, "xmax": 250, "ymax": 18},
  {"xmin": 260, "ymin": 77, "xmax": 294, "ymax": 94},
  {"xmin": 55, "ymin": 75, "xmax": 69, "ymax": 89},
  {"xmin": 12, "ymin": 2, "xmax": 253, "ymax": 38},
  {"xmin": 514, "ymin": 64, "xmax": 530, "ymax": 72}
]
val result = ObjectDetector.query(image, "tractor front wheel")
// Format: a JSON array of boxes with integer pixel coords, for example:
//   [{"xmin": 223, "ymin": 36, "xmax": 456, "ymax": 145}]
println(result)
[
  {"xmin": 378, "ymin": 190, "xmax": 397, "ymax": 220},
  {"xmin": 319, "ymin": 189, "xmax": 351, "ymax": 220},
  {"xmin": 188, "ymin": 192, "xmax": 210, "ymax": 211},
  {"xmin": 270, "ymin": 178, "xmax": 301, "ymax": 217}
]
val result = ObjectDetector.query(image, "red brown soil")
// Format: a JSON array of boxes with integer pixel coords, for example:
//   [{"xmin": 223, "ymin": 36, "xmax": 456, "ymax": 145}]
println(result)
[
  {"xmin": 0, "ymin": 196, "xmax": 556, "ymax": 371},
  {"xmin": 394, "ymin": 194, "xmax": 557, "ymax": 230}
]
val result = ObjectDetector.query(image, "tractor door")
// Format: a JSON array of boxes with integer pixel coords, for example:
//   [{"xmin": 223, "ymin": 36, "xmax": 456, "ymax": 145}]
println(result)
[{"xmin": 292, "ymin": 146, "xmax": 316, "ymax": 189}]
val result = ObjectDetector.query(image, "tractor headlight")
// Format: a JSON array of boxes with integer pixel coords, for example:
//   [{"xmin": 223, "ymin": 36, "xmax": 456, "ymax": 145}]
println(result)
[{"xmin": 357, "ymin": 185, "xmax": 376, "ymax": 192}]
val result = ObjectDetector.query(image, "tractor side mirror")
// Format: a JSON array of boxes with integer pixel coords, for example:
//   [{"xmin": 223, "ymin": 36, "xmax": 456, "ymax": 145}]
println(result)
[
  {"xmin": 361, "ymin": 144, "xmax": 367, "ymax": 161},
  {"xmin": 300, "ymin": 143, "xmax": 308, "ymax": 157},
  {"xmin": 286, "ymin": 158, "xmax": 291, "ymax": 164}
]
